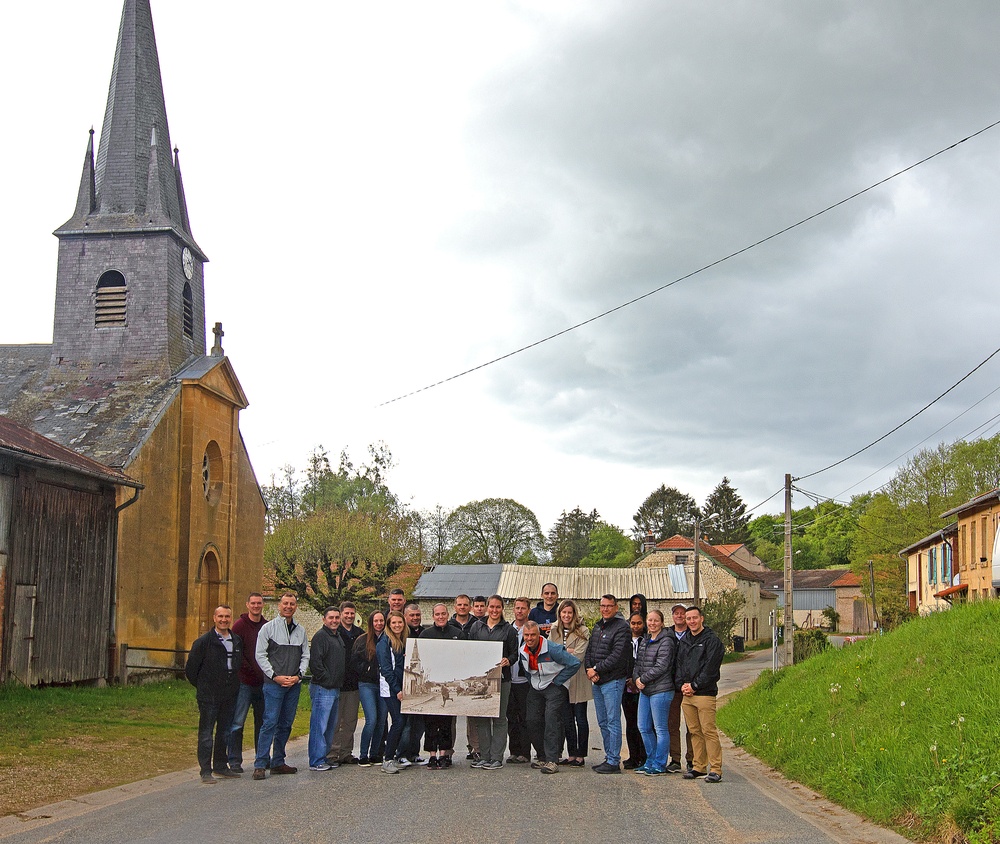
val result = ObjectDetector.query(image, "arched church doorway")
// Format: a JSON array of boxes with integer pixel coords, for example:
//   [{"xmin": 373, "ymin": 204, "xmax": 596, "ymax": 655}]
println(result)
[{"xmin": 198, "ymin": 549, "xmax": 221, "ymax": 633}]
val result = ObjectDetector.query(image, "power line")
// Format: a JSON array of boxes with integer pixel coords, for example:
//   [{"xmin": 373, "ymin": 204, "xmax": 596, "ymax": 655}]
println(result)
[
  {"xmin": 795, "ymin": 341, "xmax": 1000, "ymax": 481},
  {"xmin": 831, "ymin": 381, "xmax": 1000, "ymax": 499},
  {"xmin": 378, "ymin": 116, "xmax": 1000, "ymax": 408}
]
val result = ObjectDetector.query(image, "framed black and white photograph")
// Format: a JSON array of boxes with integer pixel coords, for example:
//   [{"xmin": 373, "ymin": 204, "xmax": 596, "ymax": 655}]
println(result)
[{"xmin": 401, "ymin": 638, "xmax": 503, "ymax": 718}]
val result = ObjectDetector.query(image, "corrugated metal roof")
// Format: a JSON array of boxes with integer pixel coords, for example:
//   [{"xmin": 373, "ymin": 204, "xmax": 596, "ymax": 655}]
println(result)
[
  {"xmin": 0, "ymin": 414, "xmax": 140, "ymax": 488},
  {"xmin": 412, "ymin": 565, "xmax": 504, "ymax": 598},
  {"xmin": 497, "ymin": 564, "xmax": 696, "ymax": 601}
]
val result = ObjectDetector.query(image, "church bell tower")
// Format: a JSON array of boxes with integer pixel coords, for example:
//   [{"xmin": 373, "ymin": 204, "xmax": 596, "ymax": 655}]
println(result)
[{"xmin": 51, "ymin": 0, "xmax": 208, "ymax": 377}]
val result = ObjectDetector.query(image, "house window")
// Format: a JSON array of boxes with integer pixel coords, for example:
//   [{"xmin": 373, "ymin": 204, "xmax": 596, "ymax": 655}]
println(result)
[
  {"xmin": 182, "ymin": 283, "xmax": 194, "ymax": 339},
  {"xmin": 971, "ymin": 522, "xmax": 977, "ymax": 569},
  {"xmin": 928, "ymin": 548, "xmax": 936, "ymax": 585},
  {"xmin": 960, "ymin": 525, "xmax": 967, "ymax": 571},
  {"xmin": 675, "ymin": 555, "xmax": 688, "ymax": 565},
  {"xmin": 982, "ymin": 516, "xmax": 989, "ymax": 565},
  {"xmin": 202, "ymin": 440, "xmax": 223, "ymax": 505},
  {"xmin": 95, "ymin": 270, "xmax": 127, "ymax": 327}
]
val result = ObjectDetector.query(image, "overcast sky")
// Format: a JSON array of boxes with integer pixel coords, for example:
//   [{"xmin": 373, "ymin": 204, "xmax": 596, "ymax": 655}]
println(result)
[{"xmin": 4, "ymin": 1, "xmax": 1000, "ymax": 536}]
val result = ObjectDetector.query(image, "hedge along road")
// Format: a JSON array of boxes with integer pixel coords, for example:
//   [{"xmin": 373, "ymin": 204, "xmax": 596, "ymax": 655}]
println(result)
[{"xmin": 1, "ymin": 649, "xmax": 905, "ymax": 844}]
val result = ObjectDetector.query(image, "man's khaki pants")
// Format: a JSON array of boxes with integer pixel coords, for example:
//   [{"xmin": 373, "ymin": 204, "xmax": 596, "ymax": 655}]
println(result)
[{"xmin": 680, "ymin": 693, "xmax": 721, "ymax": 774}]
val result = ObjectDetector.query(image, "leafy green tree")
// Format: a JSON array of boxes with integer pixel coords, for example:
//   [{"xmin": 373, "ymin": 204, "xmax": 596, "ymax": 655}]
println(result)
[
  {"xmin": 420, "ymin": 504, "xmax": 452, "ymax": 566},
  {"xmin": 548, "ymin": 507, "xmax": 599, "ymax": 567},
  {"xmin": 265, "ymin": 442, "xmax": 420, "ymax": 615},
  {"xmin": 445, "ymin": 498, "xmax": 545, "ymax": 566},
  {"xmin": 261, "ymin": 464, "xmax": 301, "ymax": 533},
  {"xmin": 702, "ymin": 477, "xmax": 750, "ymax": 544},
  {"xmin": 579, "ymin": 522, "xmax": 635, "ymax": 568},
  {"xmin": 300, "ymin": 442, "xmax": 399, "ymax": 516},
  {"xmin": 747, "ymin": 513, "xmax": 784, "ymax": 569},
  {"xmin": 266, "ymin": 504, "xmax": 416, "ymax": 616},
  {"xmin": 632, "ymin": 485, "xmax": 699, "ymax": 542},
  {"xmin": 700, "ymin": 589, "xmax": 746, "ymax": 646}
]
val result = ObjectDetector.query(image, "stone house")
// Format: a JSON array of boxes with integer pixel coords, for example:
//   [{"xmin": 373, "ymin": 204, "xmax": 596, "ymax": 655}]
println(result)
[{"xmin": 638, "ymin": 536, "xmax": 774, "ymax": 643}]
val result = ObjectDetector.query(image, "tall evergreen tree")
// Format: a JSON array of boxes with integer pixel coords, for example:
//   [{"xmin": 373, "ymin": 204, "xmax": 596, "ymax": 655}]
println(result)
[
  {"xmin": 547, "ymin": 507, "xmax": 599, "ymax": 567},
  {"xmin": 702, "ymin": 477, "xmax": 751, "ymax": 545},
  {"xmin": 632, "ymin": 484, "xmax": 699, "ymax": 542}
]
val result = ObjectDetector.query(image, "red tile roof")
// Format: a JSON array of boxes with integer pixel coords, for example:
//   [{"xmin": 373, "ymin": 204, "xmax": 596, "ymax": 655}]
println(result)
[{"xmin": 652, "ymin": 535, "xmax": 762, "ymax": 583}]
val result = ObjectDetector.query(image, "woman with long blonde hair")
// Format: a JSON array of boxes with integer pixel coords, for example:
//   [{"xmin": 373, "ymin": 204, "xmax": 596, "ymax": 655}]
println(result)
[
  {"xmin": 377, "ymin": 611, "xmax": 408, "ymax": 773},
  {"xmin": 552, "ymin": 599, "xmax": 591, "ymax": 766}
]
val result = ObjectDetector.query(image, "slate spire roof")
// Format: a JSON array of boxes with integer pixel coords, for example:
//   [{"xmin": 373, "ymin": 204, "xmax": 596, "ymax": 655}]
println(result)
[{"xmin": 55, "ymin": 0, "xmax": 202, "ymax": 254}]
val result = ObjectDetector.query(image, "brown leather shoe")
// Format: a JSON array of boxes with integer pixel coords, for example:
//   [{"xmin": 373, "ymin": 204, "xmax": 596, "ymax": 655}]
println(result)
[
  {"xmin": 271, "ymin": 764, "xmax": 298, "ymax": 775},
  {"xmin": 252, "ymin": 769, "xmax": 266, "ymax": 780}
]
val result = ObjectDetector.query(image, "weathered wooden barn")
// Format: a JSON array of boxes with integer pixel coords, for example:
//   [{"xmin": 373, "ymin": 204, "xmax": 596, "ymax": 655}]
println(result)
[{"xmin": 0, "ymin": 416, "xmax": 141, "ymax": 685}]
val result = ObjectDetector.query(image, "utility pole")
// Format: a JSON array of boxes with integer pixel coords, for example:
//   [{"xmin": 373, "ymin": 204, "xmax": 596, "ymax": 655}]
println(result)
[
  {"xmin": 868, "ymin": 558, "xmax": 880, "ymax": 632},
  {"xmin": 783, "ymin": 473, "xmax": 794, "ymax": 667}
]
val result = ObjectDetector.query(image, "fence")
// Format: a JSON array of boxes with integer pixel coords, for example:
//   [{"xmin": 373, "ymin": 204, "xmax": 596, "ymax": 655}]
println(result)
[{"xmin": 117, "ymin": 644, "xmax": 188, "ymax": 685}]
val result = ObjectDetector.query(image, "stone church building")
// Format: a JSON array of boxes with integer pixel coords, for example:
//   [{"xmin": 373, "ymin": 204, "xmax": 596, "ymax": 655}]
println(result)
[{"xmin": 0, "ymin": 0, "xmax": 264, "ymax": 677}]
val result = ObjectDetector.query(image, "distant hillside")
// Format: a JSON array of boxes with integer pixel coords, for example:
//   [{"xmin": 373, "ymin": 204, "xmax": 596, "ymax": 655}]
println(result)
[{"xmin": 718, "ymin": 602, "xmax": 1000, "ymax": 843}]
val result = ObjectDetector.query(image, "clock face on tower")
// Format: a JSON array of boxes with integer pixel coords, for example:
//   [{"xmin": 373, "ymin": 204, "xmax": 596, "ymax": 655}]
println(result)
[{"xmin": 181, "ymin": 247, "xmax": 194, "ymax": 280}]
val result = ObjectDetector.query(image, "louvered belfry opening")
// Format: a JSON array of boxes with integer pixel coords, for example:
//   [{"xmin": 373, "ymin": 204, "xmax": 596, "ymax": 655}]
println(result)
[
  {"xmin": 182, "ymin": 282, "xmax": 194, "ymax": 338},
  {"xmin": 95, "ymin": 270, "xmax": 127, "ymax": 327}
]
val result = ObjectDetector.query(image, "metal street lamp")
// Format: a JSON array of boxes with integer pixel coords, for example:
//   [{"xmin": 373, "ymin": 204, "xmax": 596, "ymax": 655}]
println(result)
[{"xmin": 692, "ymin": 512, "xmax": 720, "ymax": 605}]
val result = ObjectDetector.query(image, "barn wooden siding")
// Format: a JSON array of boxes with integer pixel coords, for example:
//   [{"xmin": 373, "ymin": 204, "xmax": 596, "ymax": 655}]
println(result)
[{"xmin": 4, "ymin": 470, "xmax": 117, "ymax": 685}]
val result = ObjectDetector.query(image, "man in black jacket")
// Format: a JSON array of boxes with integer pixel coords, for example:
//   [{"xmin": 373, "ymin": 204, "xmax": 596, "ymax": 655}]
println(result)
[
  {"xmin": 584, "ymin": 594, "xmax": 631, "ymax": 773},
  {"xmin": 185, "ymin": 605, "xmax": 243, "ymax": 783},
  {"xmin": 675, "ymin": 606, "xmax": 725, "ymax": 783},
  {"xmin": 330, "ymin": 601, "xmax": 364, "ymax": 765},
  {"xmin": 307, "ymin": 607, "xmax": 345, "ymax": 771}
]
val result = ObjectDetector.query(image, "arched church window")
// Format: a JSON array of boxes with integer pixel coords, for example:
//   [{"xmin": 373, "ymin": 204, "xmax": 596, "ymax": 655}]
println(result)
[
  {"xmin": 202, "ymin": 440, "xmax": 223, "ymax": 505},
  {"xmin": 182, "ymin": 283, "xmax": 194, "ymax": 339},
  {"xmin": 95, "ymin": 270, "xmax": 127, "ymax": 327}
]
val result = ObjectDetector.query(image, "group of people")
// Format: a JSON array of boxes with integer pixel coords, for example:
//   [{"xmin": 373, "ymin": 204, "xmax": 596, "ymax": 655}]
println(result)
[{"xmin": 184, "ymin": 584, "xmax": 726, "ymax": 785}]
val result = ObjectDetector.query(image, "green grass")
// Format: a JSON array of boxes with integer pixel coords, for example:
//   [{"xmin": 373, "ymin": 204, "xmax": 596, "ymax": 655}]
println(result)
[
  {"xmin": 717, "ymin": 601, "xmax": 1000, "ymax": 843},
  {"xmin": 0, "ymin": 679, "xmax": 312, "ymax": 816}
]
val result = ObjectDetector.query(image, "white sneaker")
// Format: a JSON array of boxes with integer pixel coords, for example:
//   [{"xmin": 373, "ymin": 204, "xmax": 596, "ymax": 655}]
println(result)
[
  {"xmin": 396, "ymin": 757, "xmax": 413, "ymax": 768},
  {"xmin": 381, "ymin": 759, "xmax": 399, "ymax": 774},
  {"xmin": 411, "ymin": 756, "xmax": 429, "ymax": 766}
]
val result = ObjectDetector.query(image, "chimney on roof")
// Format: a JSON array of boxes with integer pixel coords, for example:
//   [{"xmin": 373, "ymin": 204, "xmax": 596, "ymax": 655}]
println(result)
[{"xmin": 643, "ymin": 531, "xmax": 657, "ymax": 553}]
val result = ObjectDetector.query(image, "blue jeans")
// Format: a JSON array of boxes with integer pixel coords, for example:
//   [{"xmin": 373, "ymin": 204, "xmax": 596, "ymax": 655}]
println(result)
[
  {"xmin": 591, "ymin": 678, "xmax": 625, "ymax": 765},
  {"xmin": 307, "ymin": 685, "xmax": 341, "ymax": 768},
  {"xmin": 358, "ymin": 682, "xmax": 386, "ymax": 760},
  {"xmin": 383, "ymin": 694, "xmax": 407, "ymax": 760},
  {"xmin": 228, "ymin": 683, "xmax": 265, "ymax": 767},
  {"xmin": 638, "ymin": 690, "xmax": 674, "ymax": 770},
  {"xmin": 255, "ymin": 680, "xmax": 301, "ymax": 769}
]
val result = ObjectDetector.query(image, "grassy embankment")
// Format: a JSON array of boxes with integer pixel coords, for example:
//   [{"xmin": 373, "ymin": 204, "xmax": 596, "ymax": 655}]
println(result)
[
  {"xmin": 718, "ymin": 600, "xmax": 1000, "ymax": 843},
  {"xmin": 0, "ymin": 679, "xmax": 312, "ymax": 817}
]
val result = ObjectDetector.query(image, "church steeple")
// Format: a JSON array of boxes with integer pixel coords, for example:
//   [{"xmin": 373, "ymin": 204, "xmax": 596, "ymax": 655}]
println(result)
[
  {"xmin": 56, "ymin": 0, "xmax": 201, "ymax": 244},
  {"xmin": 51, "ymin": 0, "xmax": 207, "ymax": 376}
]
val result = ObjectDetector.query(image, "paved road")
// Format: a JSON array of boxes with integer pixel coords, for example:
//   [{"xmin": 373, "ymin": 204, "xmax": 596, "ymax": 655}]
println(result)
[{"xmin": 1, "ymin": 650, "xmax": 904, "ymax": 844}]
